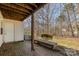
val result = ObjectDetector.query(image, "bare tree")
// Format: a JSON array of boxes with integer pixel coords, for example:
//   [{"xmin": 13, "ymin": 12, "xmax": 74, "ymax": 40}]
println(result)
[
  {"xmin": 63, "ymin": 4, "xmax": 75, "ymax": 37},
  {"xmin": 71, "ymin": 3, "xmax": 79, "ymax": 37}
]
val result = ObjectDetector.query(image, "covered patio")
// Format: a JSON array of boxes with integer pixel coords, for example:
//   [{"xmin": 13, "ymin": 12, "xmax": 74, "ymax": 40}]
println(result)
[
  {"xmin": 0, "ymin": 3, "xmax": 62, "ymax": 56},
  {"xmin": 0, "ymin": 3, "xmax": 79, "ymax": 56},
  {"xmin": 0, "ymin": 3, "xmax": 46, "ymax": 51}
]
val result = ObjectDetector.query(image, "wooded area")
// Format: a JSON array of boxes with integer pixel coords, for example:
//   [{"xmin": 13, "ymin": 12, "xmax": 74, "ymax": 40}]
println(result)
[
  {"xmin": 23, "ymin": 4, "xmax": 79, "ymax": 55},
  {"xmin": 24, "ymin": 3, "xmax": 79, "ymax": 38}
]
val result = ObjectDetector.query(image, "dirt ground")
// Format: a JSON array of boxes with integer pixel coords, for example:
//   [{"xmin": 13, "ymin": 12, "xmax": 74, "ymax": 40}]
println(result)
[{"xmin": 49, "ymin": 36, "xmax": 79, "ymax": 50}]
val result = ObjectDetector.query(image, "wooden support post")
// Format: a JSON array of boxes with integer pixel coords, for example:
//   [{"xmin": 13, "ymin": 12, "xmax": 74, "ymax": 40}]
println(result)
[{"xmin": 31, "ymin": 13, "xmax": 35, "ymax": 51}]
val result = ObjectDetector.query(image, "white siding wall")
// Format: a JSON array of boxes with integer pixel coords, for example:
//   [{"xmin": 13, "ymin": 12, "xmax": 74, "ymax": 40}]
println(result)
[
  {"xmin": 0, "ymin": 11, "xmax": 3, "ymax": 47},
  {"xmin": 3, "ymin": 19, "xmax": 24, "ymax": 43},
  {"xmin": 3, "ymin": 21, "xmax": 15, "ymax": 43},
  {"xmin": 0, "ymin": 21, "xmax": 3, "ymax": 47},
  {"xmin": 0, "ymin": 10, "xmax": 24, "ymax": 46},
  {"xmin": 15, "ymin": 22, "xmax": 24, "ymax": 41}
]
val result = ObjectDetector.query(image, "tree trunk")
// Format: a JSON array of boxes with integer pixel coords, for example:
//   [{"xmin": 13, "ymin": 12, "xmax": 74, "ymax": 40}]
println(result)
[
  {"xmin": 66, "ymin": 7, "xmax": 75, "ymax": 37},
  {"xmin": 71, "ymin": 3, "xmax": 79, "ymax": 37}
]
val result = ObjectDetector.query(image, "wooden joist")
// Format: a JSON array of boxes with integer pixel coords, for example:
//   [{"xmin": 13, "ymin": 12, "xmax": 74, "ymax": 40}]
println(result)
[
  {"xmin": 0, "ymin": 3, "xmax": 46, "ymax": 21},
  {"xmin": 1, "ymin": 8, "xmax": 26, "ymax": 21},
  {"xmin": 15, "ymin": 4, "xmax": 33, "ymax": 11},
  {"xmin": 29, "ymin": 3, "xmax": 38, "ymax": 8},
  {"xmin": 0, "ymin": 4, "xmax": 30, "ymax": 14},
  {"xmin": 0, "ymin": 4, "xmax": 28, "ymax": 16}
]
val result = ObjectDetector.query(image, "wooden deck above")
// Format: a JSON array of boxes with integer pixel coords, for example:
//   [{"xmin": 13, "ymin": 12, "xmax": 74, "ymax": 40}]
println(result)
[{"xmin": 0, "ymin": 3, "xmax": 46, "ymax": 21}]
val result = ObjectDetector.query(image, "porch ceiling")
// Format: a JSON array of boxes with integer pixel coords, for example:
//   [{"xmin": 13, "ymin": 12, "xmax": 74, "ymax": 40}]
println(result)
[{"xmin": 0, "ymin": 3, "xmax": 46, "ymax": 21}]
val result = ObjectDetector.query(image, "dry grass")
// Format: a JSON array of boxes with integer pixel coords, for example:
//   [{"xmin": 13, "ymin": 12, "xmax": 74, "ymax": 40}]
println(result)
[{"xmin": 48, "ymin": 36, "xmax": 79, "ymax": 50}]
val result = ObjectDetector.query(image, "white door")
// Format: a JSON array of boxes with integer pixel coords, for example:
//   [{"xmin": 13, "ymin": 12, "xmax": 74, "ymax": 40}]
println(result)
[
  {"xmin": 15, "ymin": 22, "xmax": 24, "ymax": 41},
  {"xmin": 0, "ymin": 21, "xmax": 3, "ymax": 46},
  {"xmin": 3, "ymin": 22, "xmax": 14, "ymax": 43}
]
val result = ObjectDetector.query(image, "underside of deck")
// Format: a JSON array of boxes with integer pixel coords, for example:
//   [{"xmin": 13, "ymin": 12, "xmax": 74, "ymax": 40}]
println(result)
[{"xmin": 0, "ymin": 41, "xmax": 64, "ymax": 56}]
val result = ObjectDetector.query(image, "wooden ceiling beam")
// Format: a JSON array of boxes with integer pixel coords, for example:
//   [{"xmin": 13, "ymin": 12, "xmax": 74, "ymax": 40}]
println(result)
[
  {"xmin": 11, "ymin": 4, "xmax": 32, "ymax": 14},
  {"xmin": 15, "ymin": 3, "xmax": 33, "ymax": 11},
  {"xmin": 0, "ymin": 4, "xmax": 28, "ymax": 16},
  {"xmin": 29, "ymin": 3, "xmax": 38, "ymax": 8},
  {"xmin": 0, "ymin": 3, "xmax": 31, "ymax": 14},
  {"xmin": 0, "ymin": 3, "xmax": 46, "ymax": 21},
  {"xmin": 1, "ymin": 8, "xmax": 26, "ymax": 21},
  {"xmin": 26, "ymin": 4, "xmax": 38, "ymax": 10},
  {"xmin": 36, "ymin": 3, "xmax": 46, "ymax": 8}
]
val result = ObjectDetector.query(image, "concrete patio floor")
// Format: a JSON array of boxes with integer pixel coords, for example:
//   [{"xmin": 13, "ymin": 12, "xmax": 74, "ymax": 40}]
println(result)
[{"xmin": 0, "ymin": 41, "xmax": 64, "ymax": 56}]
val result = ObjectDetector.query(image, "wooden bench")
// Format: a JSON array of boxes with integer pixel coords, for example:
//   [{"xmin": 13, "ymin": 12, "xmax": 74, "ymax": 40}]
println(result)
[{"xmin": 34, "ymin": 39, "xmax": 57, "ymax": 49}]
